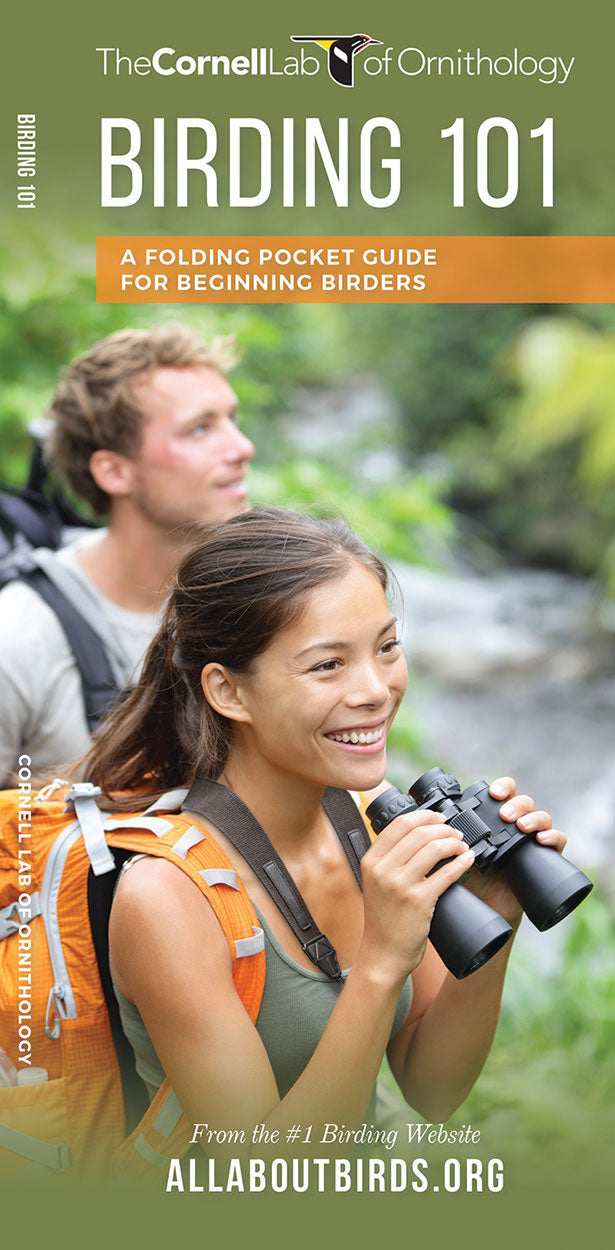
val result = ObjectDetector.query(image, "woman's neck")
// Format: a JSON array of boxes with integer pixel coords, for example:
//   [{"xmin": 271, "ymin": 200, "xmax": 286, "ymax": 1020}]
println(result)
[{"xmin": 218, "ymin": 754, "xmax": 333, "ymax": 863}]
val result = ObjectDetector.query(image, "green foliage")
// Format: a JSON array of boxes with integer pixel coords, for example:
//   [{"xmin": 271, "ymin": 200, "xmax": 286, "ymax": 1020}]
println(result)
[
  {"xmin": 329, "ymin": 304, "xmax": 615, "ymax": 579},
  {"xmin": 1, "ymin": 238, "xmax": 614, "ymax": 579},
  {"xmin": 461, "ymin": 897, "xmax": 615, "ymax": 1167},
  {"xmin": 505, "ymin": 319, "xmax": 615, "ymax": 487},
  {"xmin": 0, "ymin": 242, "xmax": 454, "ymax": 578},
  {"xmin": 379, "ymin": 890, "xmax": 615, "ymax": 1171},
  {"xmin": 343, "ymin": 304, "xmax": 526, "ymax": 448},
  {"xmin": 249, "ymin": 459, "xmax": 452, "ymax": 565},
  {"xmin": 496, "ymin": 318, "xmax": 615, "ymax": 586}
]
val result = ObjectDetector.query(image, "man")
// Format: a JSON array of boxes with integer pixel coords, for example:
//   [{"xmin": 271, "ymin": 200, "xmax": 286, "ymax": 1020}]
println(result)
[{"xmin": 0, "ymin": 324, "xmax": 254, "ymax": 784}]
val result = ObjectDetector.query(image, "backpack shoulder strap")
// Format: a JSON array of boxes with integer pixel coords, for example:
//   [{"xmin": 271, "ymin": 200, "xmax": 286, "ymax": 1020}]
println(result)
[
  {"xmin": 104, "ymin": 809, "xmax": 266, "ymax": 1014},
  {"xmin": 321, "ymin": 787, "xmax": 372, "ymax": 882},
  {"xmin": 181, "ymin": 779, "xmax": 373, "ymax": 982},
  {"xmin": 103, "ymin": 787, "xmax": 376, "ymax": 1178},
  {"xmin": 32, "ymin": 548, "xmax": 131, "ymax": 683},
  {"xmin": 17, "ymin": 565, "xmax": 120, "ymax": 730},
  {"xmin": 0, "ymin": 487, "xmax": 61, "ymax": 552},
  {"xmin": 183, "ymin": 779, "xmax": 347, "ymax": 981},
  {"xmin": 104, "ymin": 803, "xmax": 266, "ymax": 1177}
]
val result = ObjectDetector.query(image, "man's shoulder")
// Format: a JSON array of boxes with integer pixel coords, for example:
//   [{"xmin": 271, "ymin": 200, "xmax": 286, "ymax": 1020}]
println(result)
[
  {"xmin": 0, "ymin": 531, "xmax": 102, "ymax": 602},
  {"xmin": 0, "ymin": 574, "xmax": 62, "ymax": 622},
  {"xmin": 0, "ymin": 576, "xmax": 72, "ymax": 661}
]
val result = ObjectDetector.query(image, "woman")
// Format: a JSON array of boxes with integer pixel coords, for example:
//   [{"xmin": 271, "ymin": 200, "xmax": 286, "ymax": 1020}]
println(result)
[{"xmin": 85, "ymin": 507, "xmax": 565, "ymax": 1149}]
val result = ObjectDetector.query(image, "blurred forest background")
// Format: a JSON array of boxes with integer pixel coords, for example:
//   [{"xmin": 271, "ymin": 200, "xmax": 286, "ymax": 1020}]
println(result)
[
  {"xmin": 2, "ymin": 242, "xmax": 614, "ymax": 582},
  {"xmin": 0, "ymin": 237, "xmax": 613, "ymax": 1170}
]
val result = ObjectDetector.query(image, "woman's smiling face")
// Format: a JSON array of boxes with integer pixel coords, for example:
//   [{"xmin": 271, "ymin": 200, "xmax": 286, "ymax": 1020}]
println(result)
[{"xmin": 227, "ymin": 560, "xmax": 408, "ymax": 792}]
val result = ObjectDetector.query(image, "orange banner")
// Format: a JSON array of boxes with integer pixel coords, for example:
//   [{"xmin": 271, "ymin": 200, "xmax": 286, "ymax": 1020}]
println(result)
[{"xmin": 96, "ymin": 236, "xmax": 615, "ymax": 304}]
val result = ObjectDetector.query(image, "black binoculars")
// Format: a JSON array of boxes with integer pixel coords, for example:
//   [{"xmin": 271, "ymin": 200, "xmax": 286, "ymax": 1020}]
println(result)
[{"xmin": 366, "ymin": 767, "xmax": 593, "ymax": 980}]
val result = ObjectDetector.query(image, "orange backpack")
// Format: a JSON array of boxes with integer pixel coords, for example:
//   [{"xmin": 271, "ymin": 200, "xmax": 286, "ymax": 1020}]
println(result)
[{"xmin": 0, "ymin": 779, "xmax": 265, "ymax": 1179}]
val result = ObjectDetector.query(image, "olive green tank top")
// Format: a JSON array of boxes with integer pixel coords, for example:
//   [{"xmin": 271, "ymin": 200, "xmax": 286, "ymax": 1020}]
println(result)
[{"xmin": 113, "ymin": 903, "xmax": 413, "ymax": 1107}]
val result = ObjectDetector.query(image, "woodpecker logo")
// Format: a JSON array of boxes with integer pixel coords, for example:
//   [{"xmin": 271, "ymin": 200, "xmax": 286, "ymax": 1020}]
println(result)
[{"xmin": 290, "ymin": 33, "xmax": 382, "ymax": 86}]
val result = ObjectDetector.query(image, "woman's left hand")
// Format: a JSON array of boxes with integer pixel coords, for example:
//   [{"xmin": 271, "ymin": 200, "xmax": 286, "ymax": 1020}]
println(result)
[{"xmin": 462, "ymin": 776, "xmax": 567, "ymax": 926}]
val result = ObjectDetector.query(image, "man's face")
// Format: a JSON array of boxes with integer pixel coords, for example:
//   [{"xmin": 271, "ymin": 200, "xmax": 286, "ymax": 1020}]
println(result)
[{"xmin": 126, "ymin": 365, "xmax": 255, "ymax": 529}]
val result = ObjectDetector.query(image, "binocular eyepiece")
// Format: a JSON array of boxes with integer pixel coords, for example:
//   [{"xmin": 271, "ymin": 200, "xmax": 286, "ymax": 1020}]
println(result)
[{"xmin": 366, "ymin": 767, "xmax": 593, "ymax": 980}]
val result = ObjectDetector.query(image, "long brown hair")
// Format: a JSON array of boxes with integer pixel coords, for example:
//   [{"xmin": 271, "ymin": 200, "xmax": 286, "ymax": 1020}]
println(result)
[{"xmin": 83, "ymin": 507, "xmax": 389, "ymax": 808}]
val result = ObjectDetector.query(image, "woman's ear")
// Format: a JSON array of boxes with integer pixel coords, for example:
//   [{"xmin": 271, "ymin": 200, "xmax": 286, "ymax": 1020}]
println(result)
[{"xmin": 200, "ymin": 663, "xmax": 252, "ymax": 724}]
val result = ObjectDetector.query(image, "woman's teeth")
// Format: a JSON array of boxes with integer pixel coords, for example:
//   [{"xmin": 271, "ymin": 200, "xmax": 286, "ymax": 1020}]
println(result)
[{"xmin": 328, "ymin": 726, "xmax": 384, "ymax": 745}]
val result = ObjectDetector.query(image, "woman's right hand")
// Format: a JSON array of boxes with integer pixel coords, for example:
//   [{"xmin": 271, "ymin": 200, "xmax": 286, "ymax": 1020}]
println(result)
[{"xmin": 358, "ymin": 809, "xmax": 475, "ymax": 984}]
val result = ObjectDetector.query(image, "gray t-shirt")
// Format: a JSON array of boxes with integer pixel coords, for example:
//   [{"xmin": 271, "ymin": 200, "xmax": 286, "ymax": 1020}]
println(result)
[{"xmin": 0, "ymin": 535, "xmax": 159, "ymax": 784}]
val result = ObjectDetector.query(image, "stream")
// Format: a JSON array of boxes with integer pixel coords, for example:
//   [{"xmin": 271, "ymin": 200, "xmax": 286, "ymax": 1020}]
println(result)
[{"xmin": 395, "ymin": 559, "xmax": 614, "ymax": 872}]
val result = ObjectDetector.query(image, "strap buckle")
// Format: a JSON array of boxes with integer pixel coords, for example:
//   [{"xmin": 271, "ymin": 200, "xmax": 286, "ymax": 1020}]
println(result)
[
  {"xmin": 63, "ymin": 782, "xmax": 103, "ymax": 807},
  {"xmin": 64, "ymin": 783, "xmax": 115, "ymax": 877},
  {"xmin": 303, "ymin": 936, "xmax": 343, "ymax": 981}
]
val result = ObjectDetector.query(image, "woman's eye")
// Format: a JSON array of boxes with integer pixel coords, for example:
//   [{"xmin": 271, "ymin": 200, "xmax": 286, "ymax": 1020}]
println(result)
[
  {"xmin": 312, "ymin": 659, "xmax": 341, "ymax": 673},
  {"xmin": 380, "ymin": 638, "xmax": 401, "ymax": 655}
]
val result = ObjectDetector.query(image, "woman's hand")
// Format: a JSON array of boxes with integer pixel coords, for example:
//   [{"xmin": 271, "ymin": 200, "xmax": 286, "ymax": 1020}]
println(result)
[
  {"xmin": 358, "ymin": 809, "xmax": 476, "ymax": 985},
  {"xmin": 463, "ymin": 776, "xmax": 567, "ymax": 925},
  {"xmin": 387, "ymin": 779, "xmax": 566, "ymax": 1120}
]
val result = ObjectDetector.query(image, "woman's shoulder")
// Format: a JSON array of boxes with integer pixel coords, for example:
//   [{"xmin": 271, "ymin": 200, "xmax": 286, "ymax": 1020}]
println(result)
[
  {"xmin": 111, "ymin": 851, "xmax": 231, "ymax": 931},
  {"xmin": 109, "ymin": 854, "xmax": 232, "ymax": 999}
]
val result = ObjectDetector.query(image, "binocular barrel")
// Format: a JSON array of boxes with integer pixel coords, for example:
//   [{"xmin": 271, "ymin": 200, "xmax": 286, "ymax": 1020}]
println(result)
[{"xmin": 366, "ymin": 769, "xmax": 593, "ymax": 980}]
